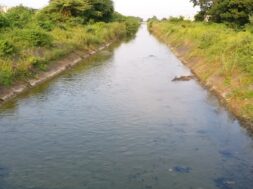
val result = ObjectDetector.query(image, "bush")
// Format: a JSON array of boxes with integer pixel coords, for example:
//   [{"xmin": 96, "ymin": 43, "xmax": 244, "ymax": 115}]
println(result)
[
  {"xmin": 112, "ymin": 12, "xmax": 125, "ymax": 22},
  {"xmin": 20, "ymin": 29, "xmax": 53, "ymax": 47},
  {"xmin": 0, "ymin": 13, "xmax": 9, "ymax": 28},
  {"xmin": 36, "ymin": 20, "xmax": 55, "ymax": 31},
  {"xmin": 125, "ymin": 18, "xmax": 140, "ymax": 36},
  {"xmin": 193, "ymin": 0, "xmax": 253, "ymax": 26},
  {"xmin": 0, "ymin": 40, "xmax": 16, "ymax": 56},
  {"xmin": 5, "ymin": 5, "xmax": 34, "ymax": 28},
  {"xmin": 36, "ymin": 9, "xmax": 61, "ymax": 23}
]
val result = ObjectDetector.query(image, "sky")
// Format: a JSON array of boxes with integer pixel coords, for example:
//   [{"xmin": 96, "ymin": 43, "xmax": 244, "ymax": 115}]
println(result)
[{"xmin": 0, "ymin": 0, "xmax": 199, "ymax": 20}]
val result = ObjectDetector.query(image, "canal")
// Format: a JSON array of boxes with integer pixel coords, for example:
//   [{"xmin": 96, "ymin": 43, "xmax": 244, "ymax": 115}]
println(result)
[{"xmin": 0, "ymin": 25, "xmax": 253, "ymax": 189}]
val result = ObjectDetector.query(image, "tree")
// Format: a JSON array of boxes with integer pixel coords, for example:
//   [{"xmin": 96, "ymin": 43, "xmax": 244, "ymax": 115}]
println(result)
[
  {"xmin": 46, "ymin": 0, "xmax": 91, "ymax": 17},
  {"xmin": 190, "ymin": 0, "xmax": 215, "ymax": 21},
  {"xmin": 190, "ymin": 0, "xmax": 214, "ymax": 12},
  {"xmin": 46, "ymin": 0, "xmax": 114, "ymax": 23},
  {"xmin": 191, "ymin": 0, "xmax": 253, "ymax": 26},
  {"xmin": 89, "ymin": 0, "xmax": 114, "ymax": 22},
  {"xmin": 208, "ymin": 0, "xmax": 253, "ymax": 26}
]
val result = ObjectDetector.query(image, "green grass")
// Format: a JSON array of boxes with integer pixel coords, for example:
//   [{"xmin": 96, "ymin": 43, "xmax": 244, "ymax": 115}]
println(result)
[{"xmin": 149, "ymin": 20, "xmax": 253, "ymax": 123}]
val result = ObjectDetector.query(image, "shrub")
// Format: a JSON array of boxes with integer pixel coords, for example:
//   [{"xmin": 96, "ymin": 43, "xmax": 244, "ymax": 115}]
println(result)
[
  {"xmin": 125, "ymin": 20, "xmax": 139, "ymax": 36},
  {"xmin": 20, "ymin": 29, "xmax": 53, "ymax": 47},
  {"xmin": 28, "ymin": 56, "xmax": 47, "ymax": 70},
  {"xmin": 35, "ymin": 9, "xmax": 64, "ymax": 24},
  {"xmin": 121, "ymin": 17, "xmax": 140, "ymax": 36},
  {"xmin": 0, "ymin": 13, "xmax": 9, "ymax": 28},
  {"xmin": 112, "ymin": 12, "xmax": 125, "ymax": 22},
  {"xmin": 0, "ymin": 40, "xmax": 16, "ymax": 56},
  {"xmin": 37, "ymin": 20, "xmax": 55, "ymax": 31},
  {"xmin": 5, "ymin": 5, "xmax": 34, "ymax": 28}
]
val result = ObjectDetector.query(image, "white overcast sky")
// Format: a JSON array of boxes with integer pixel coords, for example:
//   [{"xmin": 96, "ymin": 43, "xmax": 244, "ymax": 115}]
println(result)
[{"xmin": 0, "ymin": 0, "xmax": 198, "ymax": 19}]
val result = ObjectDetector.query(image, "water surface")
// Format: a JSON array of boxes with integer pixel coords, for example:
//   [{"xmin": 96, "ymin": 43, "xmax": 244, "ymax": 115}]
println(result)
[{"xmin": 0, "ymin": 25, "xmax": 253, "ymax": 189}]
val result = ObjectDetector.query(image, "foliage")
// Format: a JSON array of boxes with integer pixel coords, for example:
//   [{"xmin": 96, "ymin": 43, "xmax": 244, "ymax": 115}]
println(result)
[
  {"xmin": 208, "ymin": 0, "xmax": 253, "ymax": 26},
  {"xmin": 46, "ymin": 0, "xmax": 114, "ymax": 23},
  {"xmin": 36, "ymin": 20, "xmax": 55, "ymax": 31},
  {"xmin": 194, "ymin": 10, "xmax": 205, "ymax": 21},
  {"xmin": 90, "ymin": 0, "xmax": 114, "ymax": 22},
  {"xmin": 0, "ymin": 40, "xmax": 16, "ymax": 56},
  {"xmin": 0, "ymin": 13, "xmax": 9, "ymax": 28},
  {"xmin": 46, "ymin": 0, "xmax": 91, "ymax": 19},
  {"xmin": 19, "ymin": 29, "xmax": 53, "ymax": 47},
  {"xmin": 124, "ymin": 17, "xmax": 141, "ymax": 36},
  {"xmin": 5, "ymin": 5, "xmax": 34, "ymax": 28},
  {"xmin": 190, "ymin": 0, "xmax": 213, "ymax": 13},
  {"xmin": 112, "ymin": 13, "xmax": 141, "ymax": 36},
  {"xmin": 191, "ymin": 0, "xmax": 253, "ymax": 26}
]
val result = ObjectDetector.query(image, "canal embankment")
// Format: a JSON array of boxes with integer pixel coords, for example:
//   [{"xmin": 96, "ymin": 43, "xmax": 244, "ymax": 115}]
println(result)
[
  {"xmin": 0, "ymin": 22, "xmax": 140, "ymax": 103},
  {"xmin": 0, "ymin": 3, "xmax": 141, "ymax": 104},
  {"xmin": 0, "ymin": 41, "xmax": 114, "ymax": 103},
  {"xmin": 148, "ymin": 20, "xmax": 253, "ymax": 130}
]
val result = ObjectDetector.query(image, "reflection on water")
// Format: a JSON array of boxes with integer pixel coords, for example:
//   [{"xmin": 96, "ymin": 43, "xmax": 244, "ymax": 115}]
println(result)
[{"xmin": 0, "ymin": 25, "xmax": 253, "ymax": 189}]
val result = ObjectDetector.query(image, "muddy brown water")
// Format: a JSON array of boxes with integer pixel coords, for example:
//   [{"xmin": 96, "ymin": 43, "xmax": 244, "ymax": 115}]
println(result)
[{"xmin": 0, "ymin": 25, "xmax": 253, "ymax": 189}]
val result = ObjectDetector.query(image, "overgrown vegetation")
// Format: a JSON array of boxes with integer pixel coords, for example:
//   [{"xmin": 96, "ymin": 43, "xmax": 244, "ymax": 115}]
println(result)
[
  {"xmin": 148, "ymin": 19, "xmax": 253, "ymax": 124},
  {"xmin": 0, "ymin": 1, "xmax": 140, "ymax": 86}
]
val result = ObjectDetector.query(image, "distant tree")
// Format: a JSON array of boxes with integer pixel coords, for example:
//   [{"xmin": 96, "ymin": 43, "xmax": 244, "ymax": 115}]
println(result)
[
  {"xmin": 148, "ymin": 16, "xmax": 158, "ymax": 22},
  {"xmin": 46, "ymin": 0, "xmax": 114, "ymax": 23}
]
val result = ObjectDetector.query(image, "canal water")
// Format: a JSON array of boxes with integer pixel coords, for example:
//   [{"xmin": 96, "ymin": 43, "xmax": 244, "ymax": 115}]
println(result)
[{"xmin": 0, "ymin": 25, "xmax": 253, "ymax": 189}]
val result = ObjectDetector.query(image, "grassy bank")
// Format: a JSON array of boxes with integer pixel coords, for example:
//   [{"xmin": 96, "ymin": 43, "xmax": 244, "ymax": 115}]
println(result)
[
  {"xmin": 0, "ymin": 4, "xmax": 140, "ymax": 87},
  {"xmin": 148, "ymin": 20, "xmax": 253, "ymax": 128}
]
